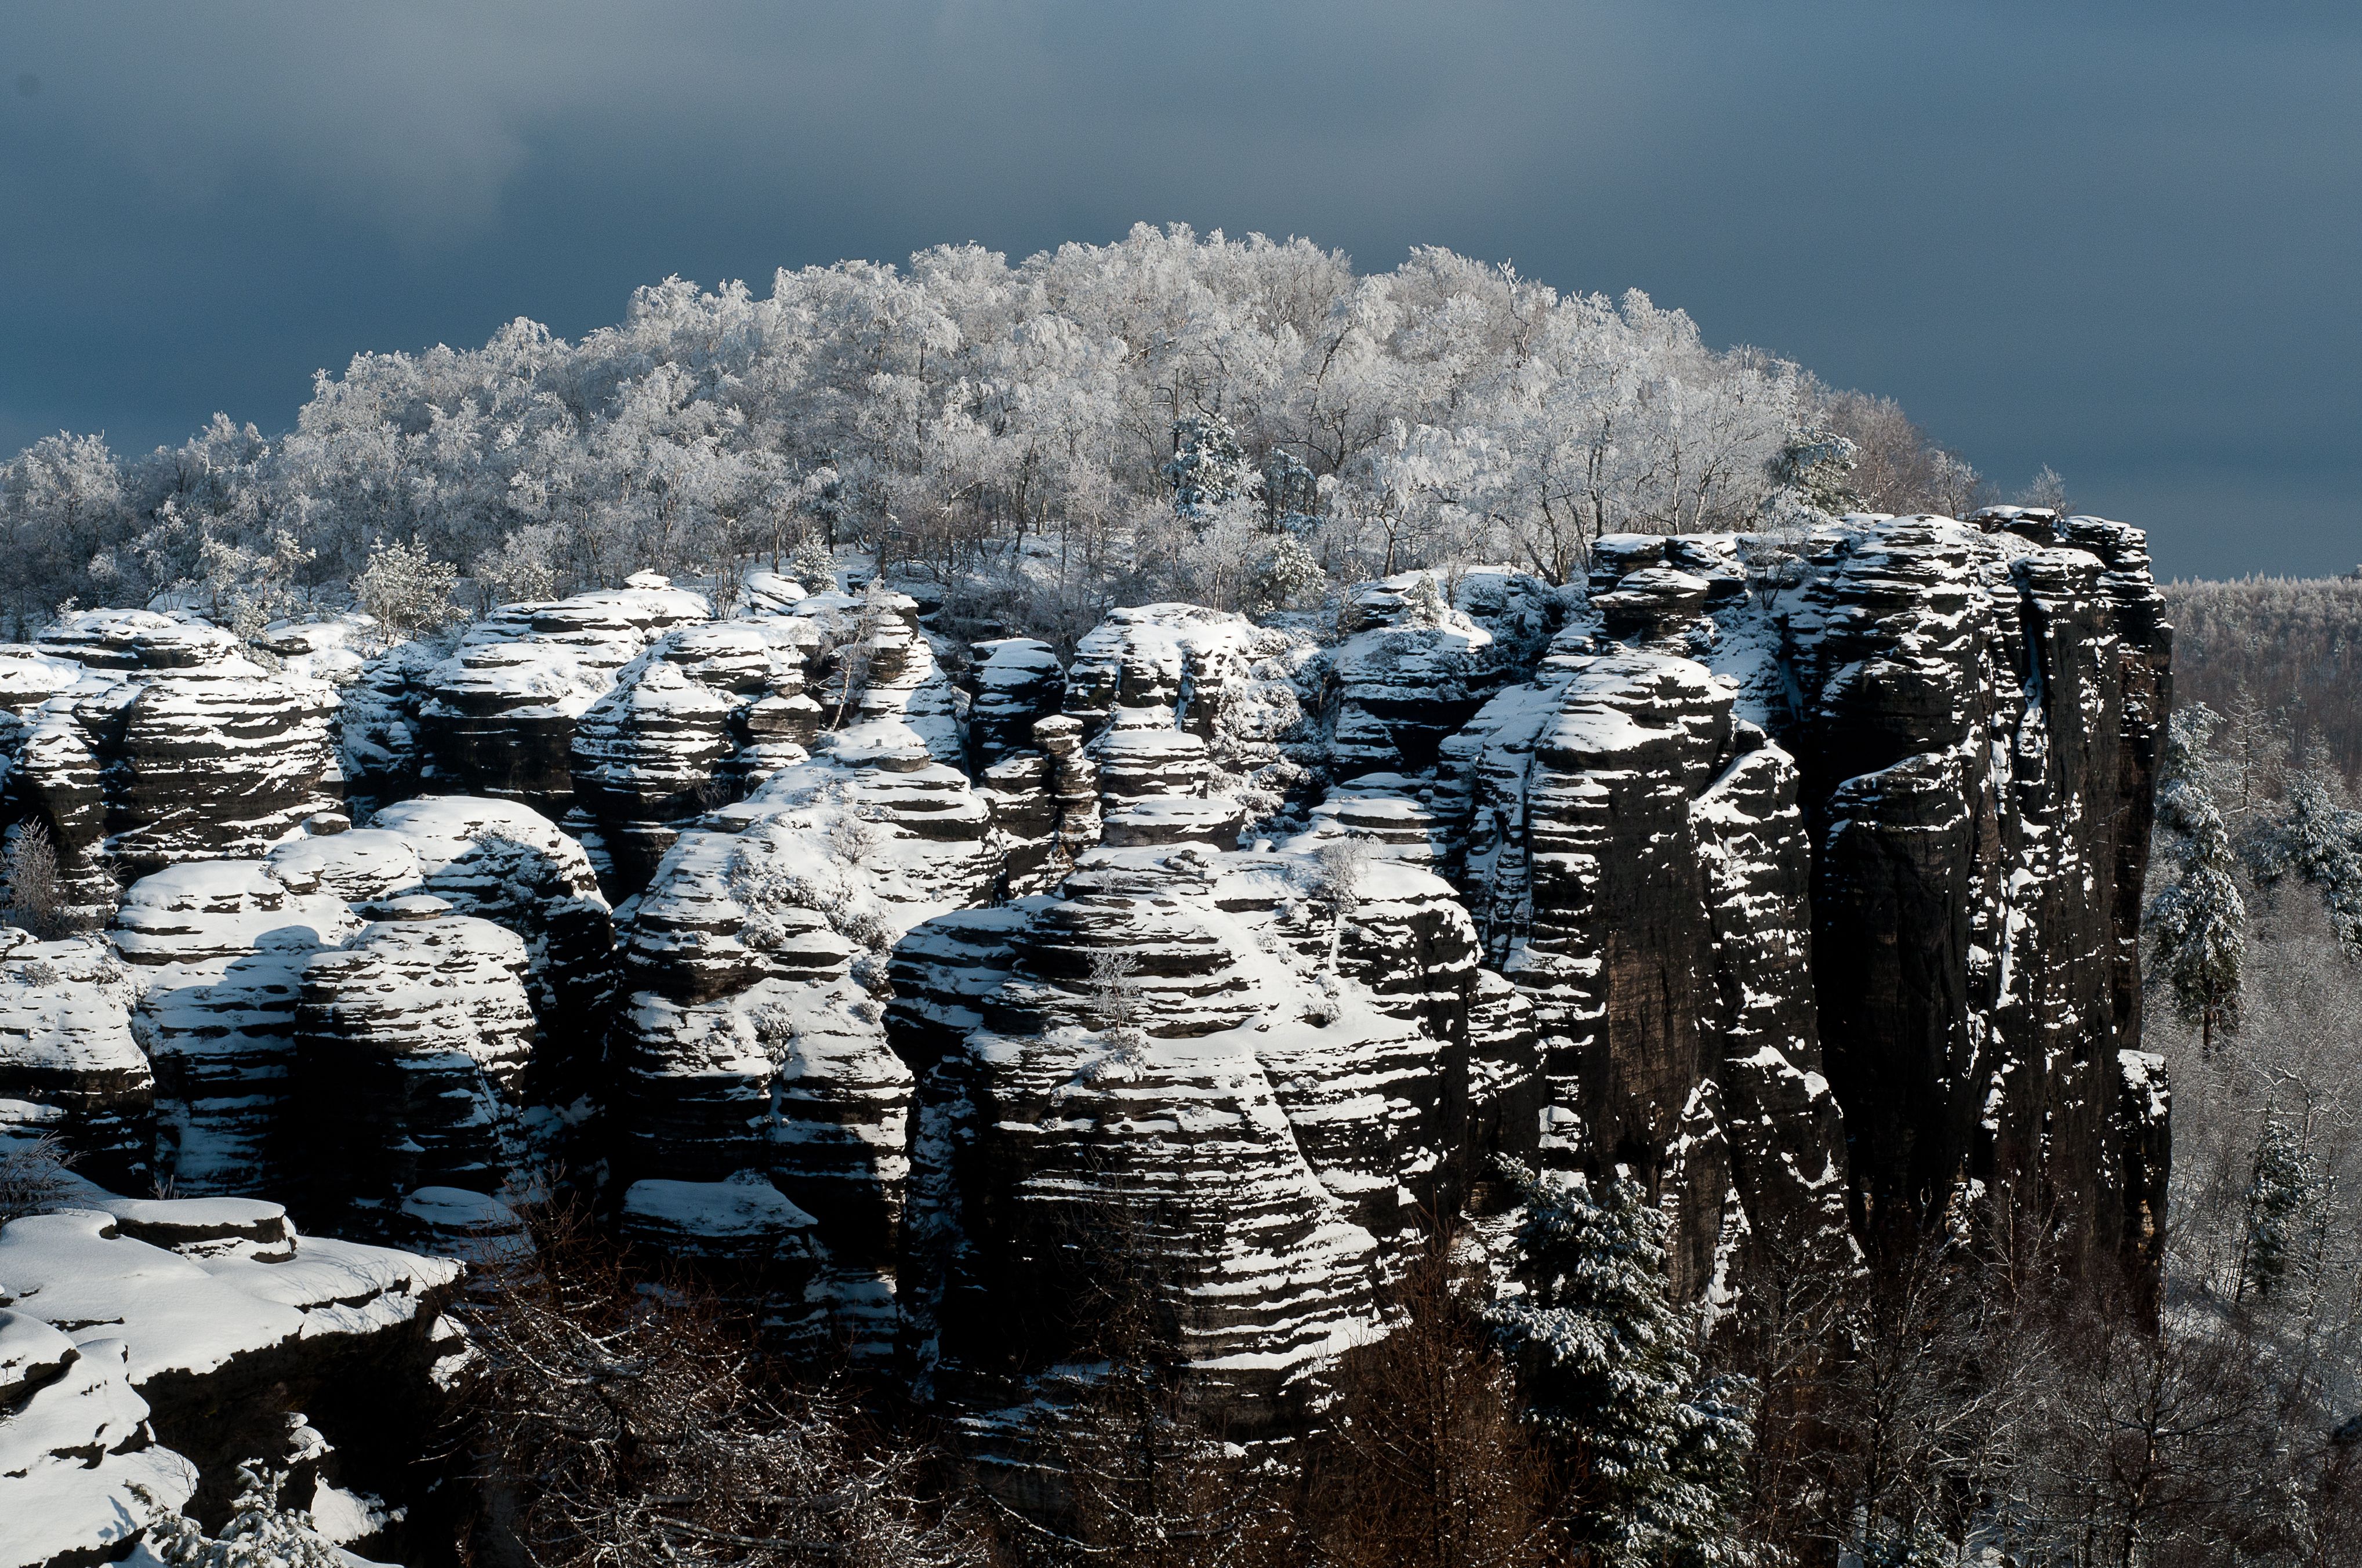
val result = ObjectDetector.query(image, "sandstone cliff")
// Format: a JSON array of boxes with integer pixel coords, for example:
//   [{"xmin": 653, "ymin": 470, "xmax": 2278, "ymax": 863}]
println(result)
[{"xmin": 0, "ymin": 513, "xmax": 2173, "ymax": 1527}]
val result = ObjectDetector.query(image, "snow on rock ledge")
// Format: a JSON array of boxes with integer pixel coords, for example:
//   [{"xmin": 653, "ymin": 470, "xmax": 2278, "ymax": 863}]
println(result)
[{"xmin": 0, "ymin": 1191, "xmax": 460, "ymax": 1568}]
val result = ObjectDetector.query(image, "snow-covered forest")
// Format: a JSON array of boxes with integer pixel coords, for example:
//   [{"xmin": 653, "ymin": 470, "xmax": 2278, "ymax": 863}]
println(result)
[{"xmin": 0, "ymin": 224, "xmax": 1987, "ymax": 643}]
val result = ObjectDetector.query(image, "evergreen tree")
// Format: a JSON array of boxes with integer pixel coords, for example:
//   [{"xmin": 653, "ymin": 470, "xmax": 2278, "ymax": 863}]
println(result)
[
  {"xmin": 1163, "ymin": 415, "xmax": 1256, "ymax": 524},
  {"xmin": 2248, "ymin": 768, "xmax": 2362, "ymax": 956},
  {"xmin": 2239, "ymin": 1114, "xmax": 2318, "ymax": 1304},
  {"xmin": 1761, "ymin": 427, "xmax": 1858, "ymax": 518},
  {"xmin": 2149, "ymin": 706, "xmax": 2248, "ymax": 1052},
  {"xmin": 788, "ymin": 531, "xmax": 840, "ymax": 595},
  {"xmin": 137, "ymin": 1468, "xmax": 347, "ymax": 1566},
  {"xmin": 1485, "ymin": 1165, "xmax": 1758, "ymax": 1568}
]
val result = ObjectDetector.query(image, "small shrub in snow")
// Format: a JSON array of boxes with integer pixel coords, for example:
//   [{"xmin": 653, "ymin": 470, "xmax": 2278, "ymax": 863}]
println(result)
[
  {"xmin": 1086, "ymin": 948, "xmax": 1146, "ymax": 1053},
  {"xmin": 137, "ymin": 1467, "xmax": 346, "ymax": 1567},
  {"xmin": 828, "ymin": 813, "xmax": 881, "ymax": 866},
  {"xmin": 729, "ymin": 847, "xmax": 891, "ymax": 953},
  {"xmin": 0, "ymin": 1131, "xmax": 78, "ymax": 1224}
]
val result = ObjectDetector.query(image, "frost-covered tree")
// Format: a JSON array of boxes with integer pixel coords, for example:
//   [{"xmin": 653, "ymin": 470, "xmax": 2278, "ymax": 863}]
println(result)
[
  {"xmin": 788, "ymin": 531, "xmax": 840, "ymax": 594},
  {"xmin": 2237, "ymin": 1113, "xmax": 2319, "ymax": 1305},
  {"xmin": 1163, "ymin": 414, "xmax": 1256, "ymax": 522},
  {"xmin": 1248, "ymin": 532, "xmax": 1324, "ymax": 612},
  {"xmin": 1762, "ymin": 427, "xmax": 1858, "ymax": 519},
  {"xmin": 2248, "ymin": 768, "xmax": 2362, "ymax": 956},
  {"xmin": 1, "ymin": 821, "xmax": 77, "ymax": 941},
  {"xmin": 351, "ymin": 538, "xmax": 463, "ymax": 638},
  {"xmin": 5, "ymin": 226, "xmax": 1993, "ymax": 642},
  {"xmin": 2149, "ymin": 706, "xmax": 2248, "ymax": 1052},
  {"xmin": 1485, "ymin": 1165, "xmax": 1758, "ymax": 1568},
  {"xmin": 2015, "ymin": 464, "xmax": 2069, "ymax": 514},
  {"xmin": 472, "ymin": 520, "xmax": 567, "ymax": 608},
  {"xmin": 136, "ymin": 1468, "xmax": 346, "ymax": 1567}
]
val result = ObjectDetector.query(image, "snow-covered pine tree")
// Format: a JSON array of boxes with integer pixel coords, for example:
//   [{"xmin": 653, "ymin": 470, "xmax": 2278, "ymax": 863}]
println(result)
[
  {"xmin": 1163, "ymin": 414, "xmax": 1256, "ymax": 524},
  {"xmin": 789, "ymin": 531, "xmax": 840, "ymax": 594},
  {"xmin": 2248, "ymin": 768, "xmax": 2362, "ymax": 956},
  {"xmin": 1485, "ymin": 1163, "xmax": 1759, "ymax": 1568},
  {"xmin": 1762, "ymin": 428, "xmax": 1858, "ymax": 519},
  {"xmin": 136, "ymin": 1468, "xmax": 347, "ymax": 1566},
  {"xmin": 1247, "ymin": 532, "xmax": 1323, "ymax": 612},
  {"xmin": 2148, "ymin": 706, "xmax": 2248, "ymax": 1053},
  {"xmin": 2238, "ymin": 1113, "xmax": 2319, "ymax": 1305}
]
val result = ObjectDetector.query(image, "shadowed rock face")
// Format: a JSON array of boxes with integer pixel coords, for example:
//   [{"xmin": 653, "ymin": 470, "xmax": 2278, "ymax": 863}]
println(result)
[
  {"xmin": 1765, "ymin": 513, "xmax": 2171, "ymax": 1279},
  {"xmin": 0, "ymin": 514, "xmax": 2172, "ymax": 1510},
  {"xmin": 609, "ymin": 600, "xmax": 997, "ymax": 1357},
  {"xmin": 102, "ymin": 799, "xmax": 610, "ymax": 1214},
  {"xmin": 0, "ymin": 933, "xmax": 150, "ymax": 1190},
  {"xmin": 1438, "ymin": 640, "xmax": 1853, "ymax": 1292}
]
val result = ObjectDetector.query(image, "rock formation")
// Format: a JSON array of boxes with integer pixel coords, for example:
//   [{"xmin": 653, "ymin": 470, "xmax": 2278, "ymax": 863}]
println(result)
[
  {"xmin": 611, "ymin": 589, "xmax": 994, "ymax": 1355},
  {"xmin": 0, "ymin": 511, "xmax": 2175, "ymax": 1536},
  {"xmin": 0, "ymin": 1175, "xmax": 463, "ymax": 1568},
  {"xmin": 0, "ymin": 611, "xmax": 340, "ymax": 921}
]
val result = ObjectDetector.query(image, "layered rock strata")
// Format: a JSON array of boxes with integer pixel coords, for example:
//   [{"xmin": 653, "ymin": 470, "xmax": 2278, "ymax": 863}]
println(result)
[
  {"xmin": 612, "ymin": 602, "xmax": 993, "ymax": 1355},
  {"xmin": 0, "ymin": 611, "xmax": 339, "ymax": 919},
  {"xmin": 108, "ymin": 800, "xmax": 607, "ymax": 1213},
  {"xmin": 1579, "ymin": 511, "xmax": 2172, "ymax": 1279},
  {"xmin": 367, "ymin": 576, "xmax": 710, "ymax": 820},
  {"xmin": 0, "ymin": 513, "xmax": 2173, "ymax": 1463},
  {"xmin": 0, "ymin": 933, "xmax": 150, "ymax": 1191}
]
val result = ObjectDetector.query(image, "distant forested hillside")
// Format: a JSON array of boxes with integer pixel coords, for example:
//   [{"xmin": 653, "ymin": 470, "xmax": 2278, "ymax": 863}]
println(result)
[{"xmin": 2166, "ymin": 574, "xmax": 2362, "ymax": 788}]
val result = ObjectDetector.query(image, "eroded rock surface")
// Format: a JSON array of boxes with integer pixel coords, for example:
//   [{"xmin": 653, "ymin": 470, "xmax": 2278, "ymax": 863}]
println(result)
[
  {"xmin": 0, "ymin": 611, "xmax": 339, "ymax": 921},
  {"xmin": 0, "ymin": 513, "xmax": 2174, "ymax": 1493}
]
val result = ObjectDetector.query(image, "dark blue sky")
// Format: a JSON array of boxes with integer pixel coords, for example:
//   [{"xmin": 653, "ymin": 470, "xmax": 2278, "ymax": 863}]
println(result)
[{"xmin": 3, "ymin": 2, "xmax": 2356, "ymax": 579}]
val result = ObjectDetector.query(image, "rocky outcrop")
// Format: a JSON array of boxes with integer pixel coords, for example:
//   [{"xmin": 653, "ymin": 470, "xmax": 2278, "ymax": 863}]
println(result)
[
  {"xmin": 391, "ymin": 577, "xmax": 710, "ymax": 820},
  {"xmin": 0, "ymin": 1305, "xmax": 194, "ymax": 1568},
  {"xmin": 568, "ymin": 619, "xmax": 823, "ymax": 898},
  {"xmin": 1437, "ymin": 642, "xmax": 1854, "ymax": 1289},
  {"xmin": 108, "ymin": 800, "xmax": 607, "ymax": 1212},
  {"xmin": 1568, "ymin": 511, "xmax": 2173, "ymax": 1280},
  {"xmin": 0, "ymin": 1185, "xmax": 463, "ymax": 1568},
  {"xmin": 0, "ymin": 934, "xmax": 149, "ymax": 1191},
  {"xmin": 0, "ymin": 511, "xmax": 2172, "ymax": 1465},
  {"xmin": 0, "ymin": 612, "xmax": 340, "ymax": 920},
  {"xmin": 296, "ymin": 906, "xmax": 538, "ymax": 1226},
  {"xmin": 612, "ymin": 594, "xmax": 995, "ymax": 1355}
]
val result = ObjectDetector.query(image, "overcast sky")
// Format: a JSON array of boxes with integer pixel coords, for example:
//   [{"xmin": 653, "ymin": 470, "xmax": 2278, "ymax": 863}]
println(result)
[{"xmin": 2, "ymin": 1, "xmax": 2355, "ymax": 578}]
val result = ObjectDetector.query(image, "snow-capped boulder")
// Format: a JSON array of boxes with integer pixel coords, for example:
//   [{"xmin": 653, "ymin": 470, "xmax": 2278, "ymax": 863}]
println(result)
[
  {"xmin": 401, "ymin": 580, "xmax": 711, "ymax": 819},
  {"xmin": 0, "ymin": 1307, "xmax": 194, "ymax": 1568}
]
